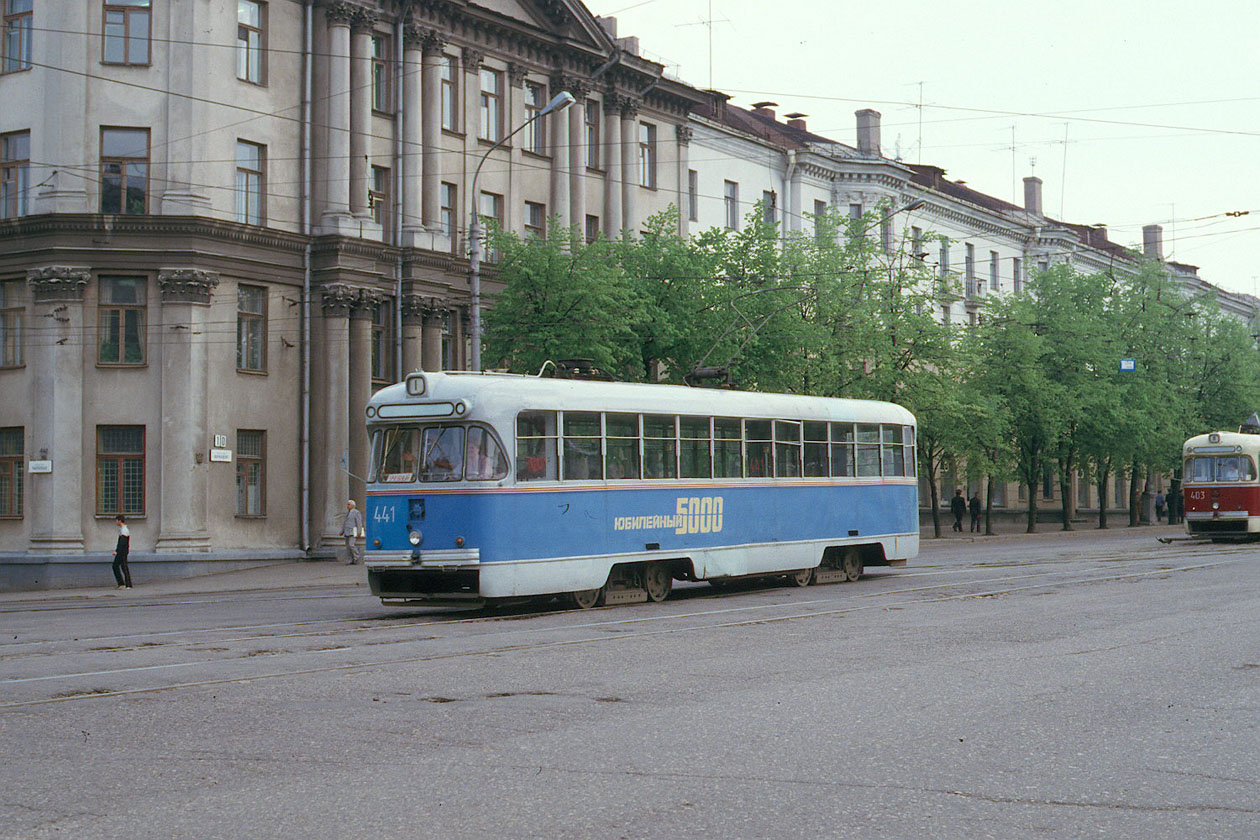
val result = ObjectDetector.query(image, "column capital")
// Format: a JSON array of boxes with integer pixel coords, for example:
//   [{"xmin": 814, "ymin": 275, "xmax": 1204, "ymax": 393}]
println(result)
[
  {"xmin": 420, "ymin": 29, "xmax": 447, "ymax": 54},
  {"xmin": 403, "ymin": 23, "xmax": 426, "ymax": 51},
  {"xmin": 603, "ymin": 95, "xmax": 624, "ymax": 117},
  {"xmin": 676, "ymin": 124, "xmax": 694, "ymax": 146},
  {"xmin": 507, "ymin": 62, "xmax": 528, "ymax": 87},
  {"xmin": 324, "ymin": 1, "xmax": 359, "ymax": 26},
  {"xmin": 158, "ymin": 268, "xmax": 219, "ymax": 304},
  {"xmin": 461, "ymin": 47, "xmax": 484, "ymax": 70},
  {"xmin": 555, "ymin": 74, "xmax": 589, "ymax": 99},
  {"xmin": 350, "ymin": 6, "xmax": 377, "ymax": 32},
  {"xmin": 26, "ymin": 266, "xmax": 90, "ymax": 303},
  {"xmin": 351, "ymin": 287, "xmax": 389, "ymax": 319},
  {"xmin": 618, "ymin": 95, "xmax": 640, "ymax": 119},
  {"xmin": 320, "ymin": 282, "xmax": 360, "ymax": 317}
]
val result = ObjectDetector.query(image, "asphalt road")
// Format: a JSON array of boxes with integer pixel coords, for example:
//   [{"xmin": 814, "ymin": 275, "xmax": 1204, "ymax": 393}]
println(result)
[{"xmin": 2, "ymin": 527, "xmax": 1258, "ymax": 839}]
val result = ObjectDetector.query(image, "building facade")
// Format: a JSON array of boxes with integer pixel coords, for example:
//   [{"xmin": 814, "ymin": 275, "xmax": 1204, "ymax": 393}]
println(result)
[{"xmin": 0, "ymin": 0, "xmax": 705, "ymax": 587}]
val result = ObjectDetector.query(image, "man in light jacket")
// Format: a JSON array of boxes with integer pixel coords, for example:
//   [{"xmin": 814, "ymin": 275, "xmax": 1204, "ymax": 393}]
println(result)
[{"xmin": 341, "ymin": 499, "xmax": 365, "ymax": 565}]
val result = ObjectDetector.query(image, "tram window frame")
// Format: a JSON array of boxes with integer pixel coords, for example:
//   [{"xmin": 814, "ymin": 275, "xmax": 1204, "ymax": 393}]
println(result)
[
  {"xmin": 714, "ymin": 417, "xmax": 742, "ymax": 478},
  {"xmin": 1216, "ymin": 455, "xmax": 1255, "ymax": 482},
  {"xmin": 902, "ymin": 425, "xmax": 916, "ymax": 477},
  {"xmin": 643, "ymin": 414, "xmax": 678, "ymax": 479},
  {"xmin": 804, "ymin": 421, "xmax": 828, "ymax": 477},
  {"xmin": 1187, "ymin": 456, "xmax": 1213, "ymax": 483},
  {"xmin": 679, "ymin": 415, "xmax": 712, "ymax": 479},
  {"xmin": 774, "ymin": 420, "xmax": 802, "ymax": 478},
  {"xmin": 465, "ymin": 426, "xmax": 509, "ymax": 481},
  {"xmin": 516, "ymin": 411, "xmax": 557, "ymax": 481},
  {"xmin": 855, "ymin": 424, "xmax": 881, "ymax": 477},
  {"xmin": 745, "ymin": 419, "xmax": 773, "ymax": 478},
  {"xmin": 419, "ymin": 426, "xmax": 464, "ymax": 482},
  {"xmin": 605, "ymin": 413, "xmax": 640, "ymax": 480},
  {"xmin": 881, "ymin": 424, "xmax": 906, "ymax": 476},
  {"xmin": 562, "ymin": 412, "xmax": 603, "ymax": 481},
  {"xmin": 830, "ymin": 423, "xmax": 855, "ymax": 477}
]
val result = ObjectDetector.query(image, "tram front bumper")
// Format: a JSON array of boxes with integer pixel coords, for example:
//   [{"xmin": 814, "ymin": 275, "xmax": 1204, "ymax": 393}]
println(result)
[{"xmin": 366, "ymin": 549, "xmax": 483, "ymax": 603}]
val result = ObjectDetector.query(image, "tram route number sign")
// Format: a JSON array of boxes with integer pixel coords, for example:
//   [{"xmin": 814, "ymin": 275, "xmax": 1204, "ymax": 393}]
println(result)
[{"xmin": 1119, "ymin": 358, "xmax": 1137, "ymax": 372}]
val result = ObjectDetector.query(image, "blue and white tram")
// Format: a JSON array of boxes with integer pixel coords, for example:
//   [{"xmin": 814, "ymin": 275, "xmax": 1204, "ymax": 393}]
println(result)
[{"xmin": 363, "ymin": 371, "xmax": 918, "ymax": 607}]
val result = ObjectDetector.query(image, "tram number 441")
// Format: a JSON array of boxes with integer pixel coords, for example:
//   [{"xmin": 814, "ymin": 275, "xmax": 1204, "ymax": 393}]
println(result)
[{"xmin": 675, "ymin": 496, "xmax": 724, "ymax": 535}]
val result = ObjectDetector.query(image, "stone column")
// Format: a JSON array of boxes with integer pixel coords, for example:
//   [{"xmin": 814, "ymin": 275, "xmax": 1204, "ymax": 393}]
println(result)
[
  {"xmin": 320, "ymin": 2, "xmax": 355, "ymax": 233},
  {"xmin": 506, "ymin": 63, "xmax": 527, "ymax": 233},
  {"xmin": 34, "ymin": 6, "xmax": 88, "ymax": 213},
  {"xmin": 348, "ymin": 291, "xmax": 379, "ymax": 507},
  {"xmin": 602, "ymin": 98, "xmax": 622, "ymax": 236},
  {"xmin": 162, "ymin": 1, "xmax": 209, "ymax": 213},
  {"xmin": 676, "ymin": 124, "xmax": 693, "ymax": 237},
  {"xmin": 401, "ymin": 25, "xmax": 424, "ymax": 237},
  {"xmin": 420, "ymin": 30, "xmax": 446, "ymax": 230},
  {"xmin": 25, "ymin": 267, "xmax": 89, "ymax": 553},
  {"xmin": 620, "ymin": 99, "xmax": 639, "ymax": 235},
  {"xmin": 450, "ymin": 306, "xmax": 467, "ymax": 371},
  {"xmin": 316, "ymin": 284, "xmax": 356, "ymax": 545},
  {"xmin": 349, "ymin": 8, "xmax": 376, "ymax": 220},
  {"xmin": 567, "ymin": 81, "xmax": 589, "ymax": 234},
  {"xmin": 421, "ymin": 306, "xmax": 444, "ymax": 371},
  {"xmin": 400, "ymin": 295, "xmax": 424, "ymax": 376},
  {"xmin": 154, "ymin": 270, "xmax": 218, "ymax": 553},
  {"xmin": 549, "ymin": 78, "xmax": 571, "ymax": 229}
]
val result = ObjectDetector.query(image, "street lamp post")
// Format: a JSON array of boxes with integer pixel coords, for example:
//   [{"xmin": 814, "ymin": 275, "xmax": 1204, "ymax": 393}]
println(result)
[{"xmin": 467, "ymin": 90, "xmax": 576, "ymax": 371}]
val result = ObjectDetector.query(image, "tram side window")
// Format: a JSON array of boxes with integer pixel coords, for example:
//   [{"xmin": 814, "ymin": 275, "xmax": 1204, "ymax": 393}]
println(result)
[
  {"xmin": 830, "ymin": 423, "xmax": 854, "ymax": 477},
  {"xmin": 378, "ymin": 426, "xmax": 420, "ymax": 482},
  {"xmin": 680, "ymin": 416, "xmax": 712, "ymax": 478},
  {"xmin": 903, "ymin": 425, "xmax": 917, "ymax": 477},
  {"xmin": 855, "ymin": 424, "xmax": 881, "ymax": 477},
  {"xmin": 804, "ymin": 422, "xmax": 829, "ymax": 477},
  {"xmin": 421, "ymin": 426, "xmax": 464, "ymax": 481},
  {"xmin": 606, "ymin": 413, "xmax": 640, "ymax": 479},
  {"xmin": 746, "ymin": 419, "xmax": 772, "ymax": 477},
  {"xmin": 714, "ymin": 418, "xmax": 742, "ymax": 478},
  {"xmin": 1217, "ymin": 455, "xmax": 1256, "ymax": 482},
  {"xmin": 465, "ymin": 426, "xmax": 509, "ymax": 480},
  {"xmin": 563, "ymin": 412, "xmax": 603, "ymax": 480},
  {"xmin": 775, "ymin": 420, "xmax": 802, "ymax": 478},
  {"xmin": 881, "ymin": 424, "xmax": 906, "ymax": 476},
  {"xmin": 516, "ymin": 411, "xmax": 557, "ymax": 481},
  {"xmin": 644, "ymin": 414, "xmax": 677, "ymax": 479},
  {"xmin": 1188, "ymin": 457, "xmax": 1213, "ymax": 482}
]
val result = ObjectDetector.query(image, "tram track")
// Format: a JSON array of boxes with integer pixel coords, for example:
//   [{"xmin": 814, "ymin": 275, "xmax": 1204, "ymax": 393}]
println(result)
[{"xmin": 0, "ymin": 555, "xmax": 1242, "ymax": 710}]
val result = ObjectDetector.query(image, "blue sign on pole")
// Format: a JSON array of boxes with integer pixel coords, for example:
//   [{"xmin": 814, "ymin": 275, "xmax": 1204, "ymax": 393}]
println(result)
[{"xmin": 1119, "ymin": 358, "xmax": 1137, "ymax": 372}]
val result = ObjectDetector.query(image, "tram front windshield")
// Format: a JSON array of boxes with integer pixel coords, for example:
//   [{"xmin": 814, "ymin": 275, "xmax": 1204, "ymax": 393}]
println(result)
[
  {"xmin": 1186, "ymin": 454, "xmax": 1257, "ymax": 483},
  {"xmin": 371, "ymin": 424, "xmax": 509, "ymax": 482}
]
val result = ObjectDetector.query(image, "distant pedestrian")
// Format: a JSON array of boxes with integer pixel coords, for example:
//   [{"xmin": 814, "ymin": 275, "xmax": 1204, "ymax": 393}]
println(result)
[
  {"xmin": 1155, "ymin": 491, "xmax": 1166, "ymax": 522},
  {"xmin": 341, "ymin": 499, "xmax": 365, "ymax": 565},
  {"xmin": 969, "ymin": 492, "xmax": 982, "ymax": 533},
  {"xmin": 950, "ymin": 489, "xmax": 966, "ymax": 532},
  {"xmin": 112, "ymin": 516, "xmax": 133, "ymax": 589}
]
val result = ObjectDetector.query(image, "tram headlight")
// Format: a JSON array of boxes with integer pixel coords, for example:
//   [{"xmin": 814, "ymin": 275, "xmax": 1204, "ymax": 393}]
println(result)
[
  {"xmin": 1212, "ymin": 502, "xmax": 1220, "ymax": 510},
  {"xmin": 408, "ymin": 529, "xmax": 422, "ymax": 546}
]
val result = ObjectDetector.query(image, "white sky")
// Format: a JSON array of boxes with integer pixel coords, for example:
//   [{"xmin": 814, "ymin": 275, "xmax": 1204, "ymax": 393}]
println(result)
[{"xmin": 585, "ymin": 0, "xmax": 1260, "ymax": 296}]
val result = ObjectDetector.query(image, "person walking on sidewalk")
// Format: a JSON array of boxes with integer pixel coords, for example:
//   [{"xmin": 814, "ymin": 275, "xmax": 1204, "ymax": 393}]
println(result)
[
  {"xmin": 950, "ymin": 489, "xmax": 966, "ymax": 532},
  {"xmin": 112, "ymin": 516, "xmax": 133, "ymax": 589},
  {"xmin": 969, "ymin": 492, "xmax": 982, "ymax": 533},
  {"xmin": 341, "ymin": 500, "xmax": 365, "ymax": 565}
]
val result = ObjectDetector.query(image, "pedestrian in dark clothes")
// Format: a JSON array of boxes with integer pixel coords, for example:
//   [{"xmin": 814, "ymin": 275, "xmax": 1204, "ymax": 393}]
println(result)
[
  {"xmin": 950, "ymin": 489, "xmax": 966, "ymax": 532},
  {"xmin": 969, "ymin": 492, "xmax": 982, "ymax": 532},
  {"xmin": 112, "ymin": 515, "xmax": 133, "ymax": 589}
]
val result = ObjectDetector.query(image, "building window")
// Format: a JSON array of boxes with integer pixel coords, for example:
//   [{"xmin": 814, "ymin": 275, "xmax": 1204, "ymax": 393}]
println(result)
[
  {"xmin": 96, "ymin": 425, "xmax": 144, "ymax": 516},
  {"xmin": 813, "ymin": 199, "xmax": 828, "ymax": 241},
  {"xmin": 762, "ymin": 190, "xmax": 776, "ymax": 225},
  {"xmin": 965, "ymin": 243, "xmax": 976, "ymax": 295},
  {"xmin": 848, "ymin": 203, "xmax": 862, "ymax": 221},
  {"xmin": 687, "ymin": 169, "xmax": 698, "ymax": 222},
  {"xmin": 585, "ymin": 214, "xmax": 599, "ymax": 244},
  {"xmin": 0, "ymin": 129, "xmax": 28, "ymax": 218},
  {"xmin": 939, "ymin": 241, "xmax": 950, "ymax": 282},
  {"xmin": 638, "ymin": 122, "xmax": 656, "ymax": 188},
  {"xmin": 585, "ymin": 101, "xmax": 600, "ymax": 169},
  {"xmin": 369, "ymin": 165, "xmax": 389, "ymax": 232},
  {"xmin": 0, "ymin": 426, "xmax": 21, "ymax": 517},
  {"xmin": 911, "ymin": 226, "xmax": 923, "ymax": 259},
  {"xmin": 440, "ymin": 181, "xmax": 456, "ymax": 252},
  {"xmin": 523, "ymin": 82, "xmax": 546, "ymax": 154},
  {"xmin": 237, "ymin": 0, "xmax": 265, "ymax": 84},
  {"xmin": 100, "ymin": 127, "xmax": 148, "ymax": 214},
  {"xmin": 235, "ymin": 429, "xmax": 265, "ymax": 516},
  {"xmin": 237, "ymin": 284, "xmax": 267, "ymax": 372},
  {"xmin": 478, "ymin": 67, "xmax": 502, "ymax": 142},
  {"xmin": 371, "ymin": 35, "xmax": 390, "ymax": 112},
  {"xmin": 990, "ymin": 250, "xmax": 1000, "ymax": 291},
  {"xmin": 723, "ymin": 180, "xmax": 739, "ymax": 230},
  {"xmin": 371, "ymin": 300, "xmax": 393, "ymax": 385},
  {"xmin": 440, "ymin": 55, "xmax": 458, "ymax": 131},
  {"xmin": 880, "ymin": 215, "xmax": 893, "ymax": 253},
  {"xmin": 97, "ymin": 277, "xmax": 146, "ymax": 365},
  {"xmin": 1012, "ymin": 257, "xmax": 1023, "ymax": 293},
  {"xmin": 524, "ymin": 201, "xmax": 545, "ymax": 238},
  {"xmin": 2, "ymin": 0, "xmax": 32, "ymax": 73},
  {"xmin": 235, "ymin": 140, "xmax": 264, "ymax": 225},
  {"xmin": 479, "ymin": 191, "xmax": 502, "ymax": 262},
  {"xmin": 103, "ymin": 0, "xmax": 150, "ymax": 66},
  {"xmin": 0, "ymin": 280, "xmax": 23, "ymax": 368}
]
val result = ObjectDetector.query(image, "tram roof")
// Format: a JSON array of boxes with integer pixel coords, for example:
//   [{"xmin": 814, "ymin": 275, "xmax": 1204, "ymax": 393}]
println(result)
[
  {"xmin": 1183, "ymin": 430, "xmax": 1260, "ymax": 452},
  {"xmin": 369, "ymin": 371, "xmax": 916, "ymax": 425}
]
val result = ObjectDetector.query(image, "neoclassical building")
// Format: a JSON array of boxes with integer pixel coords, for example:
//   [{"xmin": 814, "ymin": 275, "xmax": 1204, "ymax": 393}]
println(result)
[{"xmin": 0, "ymin": 0, "xmax": 705, "ymax": 587}]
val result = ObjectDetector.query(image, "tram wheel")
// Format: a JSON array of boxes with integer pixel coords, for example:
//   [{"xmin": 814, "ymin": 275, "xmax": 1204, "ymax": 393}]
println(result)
[
  {"xmin": 643, "ymin": 563, "xmax": 673, "ymax": 602},
  {"xmin": 568, "ymin": 587, "xmax": 605, "ymax": 609},
  {"xmin": 841, "ymin": 548, "xmax": 863, "ymax": 582},
  {"xmin": 786, "ymin": 568, "xmax": 815, "ymax": 587}
]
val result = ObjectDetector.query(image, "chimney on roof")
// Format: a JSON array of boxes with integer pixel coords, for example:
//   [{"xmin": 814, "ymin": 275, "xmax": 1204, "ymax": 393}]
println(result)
[
  {"xmin": 751, "ymin": 101, "xmax": 777, "ymax": 121},
  {"xmin": 597, "ymin": 16, "xmax": 617, "ymax": 38},
  {"xmin": 1023, "ymin": 176, "xmax": 1043, "ymax": 217},
  {"xmin": 856, "ymin": 109, "xmax": 881, "ymax": 156},
  {"xmin": 1143, "ymin": 224, "xmax": 1164, "ymax": 260},
  {"xmin": 786, "ymin": 112, "xmax": 807, "ymax": 131},
  {"xmin": 615, "ymin": 35, "xmax": 639, "ymax": 56}
]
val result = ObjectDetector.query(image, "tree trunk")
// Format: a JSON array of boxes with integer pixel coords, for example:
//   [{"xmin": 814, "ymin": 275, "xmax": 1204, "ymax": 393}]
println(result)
[
  {"xmin": 1096, "ymin": 463, "xmax": 1110, "ymax": 529},
  {"xmin": 1058, "ymin": 459, "xmax": 1074, "ymax": 531},
  {"xmin": 1128, "ymin": 462, "xmax": 1140, "ymax": 526},
  {"xmin": 984, "ymin": 474, "xmax": 996, "ymax": 536},
  {"xmin": 926, "ymin": 457, "xmax": 941, "ymax": 538}
]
